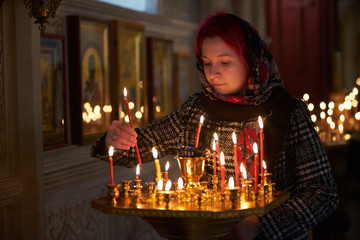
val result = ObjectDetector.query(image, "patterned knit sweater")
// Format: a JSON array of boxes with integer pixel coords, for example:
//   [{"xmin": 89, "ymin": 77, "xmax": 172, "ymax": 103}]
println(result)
[{"xmin": 91, "ymin": 92, "xmax": 338, "ymax": 240}]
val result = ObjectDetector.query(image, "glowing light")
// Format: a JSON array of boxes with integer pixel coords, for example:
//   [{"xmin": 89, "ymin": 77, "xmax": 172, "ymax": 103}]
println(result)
[
  {"xmin": 136, "ymin": 164, "xmax": 140, "ymax": 176},
  {"xmin": 338, "ymin": 124, "xmax": 344, "ymax": 133},
  {"xmin": 220, "ymin": 152, "xmax": 225, "ymax": 166},
  {"xmin": 352, "ymin": 100, "xmax": 358, "ymax": 108},
  {"xmin": 157, "ymin": 179, "xmax": 163, "ymax": 191},
  {"xmin": 357, "ymin": 77, "xmax": 360, "ymax": 86},
  {"xmin": 262, "ymin": 160, "xmax": 267, "ymax": 170},
  {"xmin": 152, "ymin": 147, "xmax": 158, "ymax": 159},
  {"xmin": 165, "ymin": 180, "xmax": 172, "ymax": 191},
  {"xmin": 344, "ymin": 134, "xmax": 351, "ymax": 140},
  {"xmin": 339, "ymin": 104, "xmax": 344, "ymax": 111},
  {"xmin": 129, "ymin": 101, "xmax": 135, "ymax": 109},
  {"xmin": 178, "ymin": 177, "xmax": 184, "ymax": 190},
  {"xmin": 353, "ymin": 87, "xmax": 358, "ymax": 95},
  {"xmin": 258, "ymin": 116, "xmax": 263, "ymax": 129},
  {"xmin": 327, "ymin": 109, "xmax": 333, "ymax": 116},
  {"xmin": 303, "ymin": 93, "xmax": 310, "ymax": 101},
  {"xmin": 349, "ymin": 93, "xmax": 356, "ymax": 101},
  {"xmin": 320, "ymin": 102, "xmax": 326, "ymax": 110},
  {"xmin": 212, "ymin": 140, "xmax": 216, "ymax": 152},
  {"xmin": 328, "ymin": 102, "xmax": 335, "ymax": 109},
  {"xmin": 355, "ymin": 112, "xmax": 360, "ymax": 120},
  {"xmin": 155, "ymin": 105, "xmax": 161, "ymax": 112},
  {"xmin": 311, "ymin": 114, "xmax": 317, "ymax": 122},
  {"xmin": 253, "ymin": 142, "xmax": 258, "ymax": 154},
  {"xmin": 344, "ymin": 101, "xmax": 352, "ymax": 110},
  {"xmin": 135, "ymin": 111, "xmax": 142, "ymax": 119},
  {"xmin": 308, "ymin": 103, "xmax": 314, "ymax": 112},
  {"xmin": 108, "ymin": 146, "xmax": 114, "ymax": 157},
  {"xmin": 165, "ymin": 161, "xmax": 170, "ymax": 171},
  {"xmin": 124, "ymin": 115, "xmax": 130, "ymax": 123},
  {"xmin": 240, "ymin": 162, "xmax": 247, "ymax": 180},
  {"xmin": 200, "ymin": 115, "xmax": 204, "ymax": 125},
  {"xmin": 213, "ymin": 132, "xmax": 219, "ymax": 142},
  {"xmin": 228, "ymin": 177, "xmax": 234, "ymax": 189},
  {"xmin": 320, "ymin": 111, "xmax": 326, "ymax": 119},
  {"xmin": 340, "ymin": 114, "xmax": 345, "ymax": 122},
  {"xmin": 123, "ymin": 88, "xmax": 127, "ymax": 98},
  {"xmin": 232, "ymin": 132, "xmax": 237, "ymax": 145},
  {"xmin": 120, "ymin": 111, "xmax": 125, "ymax": 118},
  {"xmin": 326, "ymin": 116, "xmax": 332, "ymax": 124},
  {"xmin": 330, "ymin": 122, "xmax": 335, "ymax": 130},
  {"xmin": 140, "ymin": 106, "xmax": 144, "ymax": 113},
  {"xmin": 94, "ymin": 105, "xmax": 101, "ymax": 114}
]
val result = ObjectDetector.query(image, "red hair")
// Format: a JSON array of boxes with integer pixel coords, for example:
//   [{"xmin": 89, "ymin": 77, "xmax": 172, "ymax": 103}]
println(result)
[{"xmin": 195, "ymin": 10, "xmax": 249, "ymax": 73}]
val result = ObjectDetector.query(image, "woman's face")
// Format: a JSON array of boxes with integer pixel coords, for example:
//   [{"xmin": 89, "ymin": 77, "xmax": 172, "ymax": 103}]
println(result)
[{"xmin": 202, "ymin": 36, "xmax": 247, "ymax": 95}]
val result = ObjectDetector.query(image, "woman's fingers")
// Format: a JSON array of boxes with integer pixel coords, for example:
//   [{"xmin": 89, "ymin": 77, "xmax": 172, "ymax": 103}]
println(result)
[{"xmin": 105, "ymin": 121, "xmax": 137, "ymax": 150}]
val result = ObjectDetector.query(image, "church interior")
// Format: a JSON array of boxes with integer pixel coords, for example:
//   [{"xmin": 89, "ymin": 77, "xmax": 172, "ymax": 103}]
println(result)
[{"xmin": 1, "ymin": 0, "xmax": 360, "ymax": 239}]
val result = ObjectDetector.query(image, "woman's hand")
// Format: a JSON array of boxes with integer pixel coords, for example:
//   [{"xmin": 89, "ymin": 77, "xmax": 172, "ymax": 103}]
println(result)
[
  {"xmin": 105, "ymin": 120, "xmax": 137, "ymax": 150},
  {"xmin": 222, "ymin": 215, "xmax": 262, "ymax": 240}
]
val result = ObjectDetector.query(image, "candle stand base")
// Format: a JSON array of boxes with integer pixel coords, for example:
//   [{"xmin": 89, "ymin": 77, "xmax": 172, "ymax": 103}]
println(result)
[{"xmin": 92, "ymin": 190, "xmax": 289, "ymax": 240}]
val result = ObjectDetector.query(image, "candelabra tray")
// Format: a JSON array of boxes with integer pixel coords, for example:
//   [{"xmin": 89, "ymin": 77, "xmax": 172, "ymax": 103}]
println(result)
[{"xmin": 91, "ymin": 191, "xmax": 289, "ymax": 240}]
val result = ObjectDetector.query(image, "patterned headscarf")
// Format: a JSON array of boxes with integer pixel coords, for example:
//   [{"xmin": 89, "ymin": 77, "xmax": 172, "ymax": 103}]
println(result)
[{"xmin": 197, "ymin": 13, "xmax": 284, "ymax": 105}]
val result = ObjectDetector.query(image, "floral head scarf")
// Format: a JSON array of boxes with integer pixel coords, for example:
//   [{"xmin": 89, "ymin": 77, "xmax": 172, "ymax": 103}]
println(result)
[{"xmin": 197, "ymin": 13, "xmax": 283, "ymax": 105}]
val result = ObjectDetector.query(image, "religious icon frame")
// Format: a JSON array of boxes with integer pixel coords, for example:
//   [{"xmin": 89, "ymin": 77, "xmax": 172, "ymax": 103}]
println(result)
[
  {"xmin": 173, "ymin": 53, "xmax": 199, "ymax": 109},
  {"xmin": 67, "ymin": 16, "xmax": 114, "ymax": 144},
  {"xmin": 114, "ymin": 20, "xmax": 147, "ymax": 128},
  {"xmin": 40, "ymin": 34, "xmax": 68, "ymax": 150},
  {"xmin": 146, "ymin": 37, "xmax": 174, "ymax": 121}
]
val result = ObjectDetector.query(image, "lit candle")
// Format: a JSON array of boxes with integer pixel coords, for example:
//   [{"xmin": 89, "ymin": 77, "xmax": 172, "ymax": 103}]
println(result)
[
  {"xmin": 195, "ymin": 115, "xmax": 204, "ymax": 148},
  {"xmin": 253, "ymin": 143, "xmax": 259, "ymax": 192},
  {"xmin": 258, "ymin": 116, "xmax": 264, "ymax": 186},
  {"xmin": 165, "ymin": 161, "xmax": 170, "ymax": 181},
  {"xmin": 212, "ymin": 140, "xmax": 217, "ymax": 176},
  {"xmin": 108, "ymin": 146, "xmax": 114, "ymax": 185},
  {"xmin": 136, "ymin": 164, "xmax": 140, "ymax": 180},
  {"xmin": 220, "ymin": 152, "xmax": 225, "ymax": 194},
  {"xmin": 214, "ymin": 133, "xmax": 221, "ymax": 172},
  {"xmin": 232, "ymin": 132, "xmax": 239, "ymax": 187},
  {"xmin": 157, "ymin": 179, "xmax": 163, "ymax": 191},
  {"xmin": 124, "ymin": 88, "xmax": 142, "ymax": 165},
  {"xmin": 178, "ymin": 177, "xmax": 184, "ymax": 190},
  {"xmin": 262, "ymin": 160, "xmax": 267, "ymax": 174},
  {"xmin": 152, "ymin": 147, "xmax": 162, "ymax": 181}
]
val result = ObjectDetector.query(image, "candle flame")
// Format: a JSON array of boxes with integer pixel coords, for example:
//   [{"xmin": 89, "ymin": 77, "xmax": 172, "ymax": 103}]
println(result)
[
  {"xmin": 178, "ymin": 177, "xmax": 184, "ymax": 190},
  {"xmin": 213, "ymin": 132, "xmax": 219, "ymax": 141},
  {"xmin": 165, "ymin": 161, "xmax": 170, "ymax": 171},
  {"xmin": 200, "ymin": 115, "xmax": 204, "ymax": 125},
  {"xmin": 258, "ymin": 116, "xmax": 263, "ymax": 129},
  {"xmin": 220, "ymin": 152, "xmax": 225, "ymax": 166},
  {"xmin": 228, "ymin": 177, "xmax": 234, "ymax": 188},
  {"xmin": 136, "ymin": 164, "xmax": 140, "ymax": 176},
  {"xmin": 157, "ymin": 179, "xmax": 163, "ymax": 191},
  {"xmin": 108, "ymin": 146, "xmax": 114, "ymax": 157},
  {"xmin": 253, "ymin": 142, "xmax": 258, "ymax": 154},
  {"xmin": 232, "ymin": 132, "xmax": 237, "ymax": 145},
  {"xmin": 262, "ymin": 160, "xmax": 267, "ymax": 170},
  {"xmin": 240, "ymin": 162, "xmax": 247, "ymax": 180},
  {"xmin": 212, "ymin": 140, "xmax": 216, "ymax": 152},
  {"xmin": 165, "ymin": 180, "xmax": 172, "ymax": 191},
  {"xmin": 152, "ymin": 147, "xmax": 158, "ymax": 159},
  {"xmin": 123, "ymin": 87, "xmax": 127, "ymax": 98}
]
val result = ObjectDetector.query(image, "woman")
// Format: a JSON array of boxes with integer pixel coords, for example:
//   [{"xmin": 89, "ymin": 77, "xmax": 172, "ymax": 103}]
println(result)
[{"xmin": 91, "ymin": 11, "xmax": 338, "ymax": 239}]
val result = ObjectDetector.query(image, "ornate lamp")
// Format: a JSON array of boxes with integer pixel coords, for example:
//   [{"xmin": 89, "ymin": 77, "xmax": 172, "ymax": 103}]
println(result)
[{"xmin": 23, "ymin": 0, "xmax": 62, "ymax": 33}]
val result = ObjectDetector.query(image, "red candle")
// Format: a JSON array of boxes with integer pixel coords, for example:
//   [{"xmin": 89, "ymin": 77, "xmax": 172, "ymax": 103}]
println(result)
[
  {"xmin": 136, "ymin": 164, "xmax": 140, "ymax": 180},
  {"xmin": 124, "ymin": 88, "xmax": 142, "ymax": 165},
  {"xmin": 253, "ymin": 143, "xmax": 259, "ymax": 192},
  {"xmin": 220, "ymin": 152, "xmax": 225, "ymax": 194},
  {"xmin": 108, "ymin": 146, "xmax": 114, "ymax": 185},
  {"xmin": 214, "ymin": 133, "xmax": 221, "ymax": 171},
  {"xmin": 165, "ymin": 161, "xmax": 169, "ymax": 181},
  {"xmin": 195, "ymin": 115, "xmax": 204, "ymax": 148},
  {"xmin": 232, "ymin": 132, "xmax": 240, "ymax": 187},
  {"xmin": 258, "ymin": 116, "xmax": 264, "ymax": 186},
  {"xmin": 212, "ymin": 140, "xmax": 217, "ymax": 176}
]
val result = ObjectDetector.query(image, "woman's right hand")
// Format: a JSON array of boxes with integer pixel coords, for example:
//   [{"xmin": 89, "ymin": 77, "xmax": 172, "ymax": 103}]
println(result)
[{"xmin": 105, "ymin": 120, "xmax": 137, "ymax": 150}]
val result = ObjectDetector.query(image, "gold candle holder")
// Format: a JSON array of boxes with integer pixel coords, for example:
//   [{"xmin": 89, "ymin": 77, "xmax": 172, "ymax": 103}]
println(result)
[
  {"xmin": 243, "ymin": 180, "xmax": 252, "ymax": 200},
  {"xmin": 228, "ymin": 187, "xmax": 240, "ymax": 209},
  {"xmin": 145, "ymin": 182, "xmax": 155, "ymax": 194},
  {"xmin": 211, "ymin": 175, "xmax": 219, "ymax": 191},
  {"xmin": 121, "ymin": 180, "xmax": 132, "ymax": 197},
  {"xmin": 176, "ymin": 156, "xmax": 206, "ymax": 189},
  {"xmin": 130, "ymin": 189, "xmax": 139, "ymax": 208},
  {"xmin": 164, "ymin": 191, "xmax": 173, "ymax": 210},
  {"xmin": 133, "ymin": 179, "xmax": 143, "ymax": 194},
  {"xmin": 176, "ymin": 189, "xmax": 185, "ymax": 202},
  {"xmin": 107, "ymin": 184, "xmax": 120, "ymax": 206},
  {"xmin": 153, "ymin": 171, "xmax": 163, "ymax": 183},
  {"xmin": 263, "ymin": 173, "xmax": 272, "ymax": 185}
]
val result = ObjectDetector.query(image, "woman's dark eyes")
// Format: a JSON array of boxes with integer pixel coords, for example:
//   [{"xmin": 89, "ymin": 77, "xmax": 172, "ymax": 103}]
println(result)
[{"xmin": 203, "ymin": 62, "xmax": 230, "ymax": 66}]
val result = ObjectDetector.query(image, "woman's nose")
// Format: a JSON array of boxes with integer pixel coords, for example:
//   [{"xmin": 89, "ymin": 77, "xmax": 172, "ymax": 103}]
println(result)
[{"xmin": 209, "ymin": 65, "xmax": 221, "ymax": 79}]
